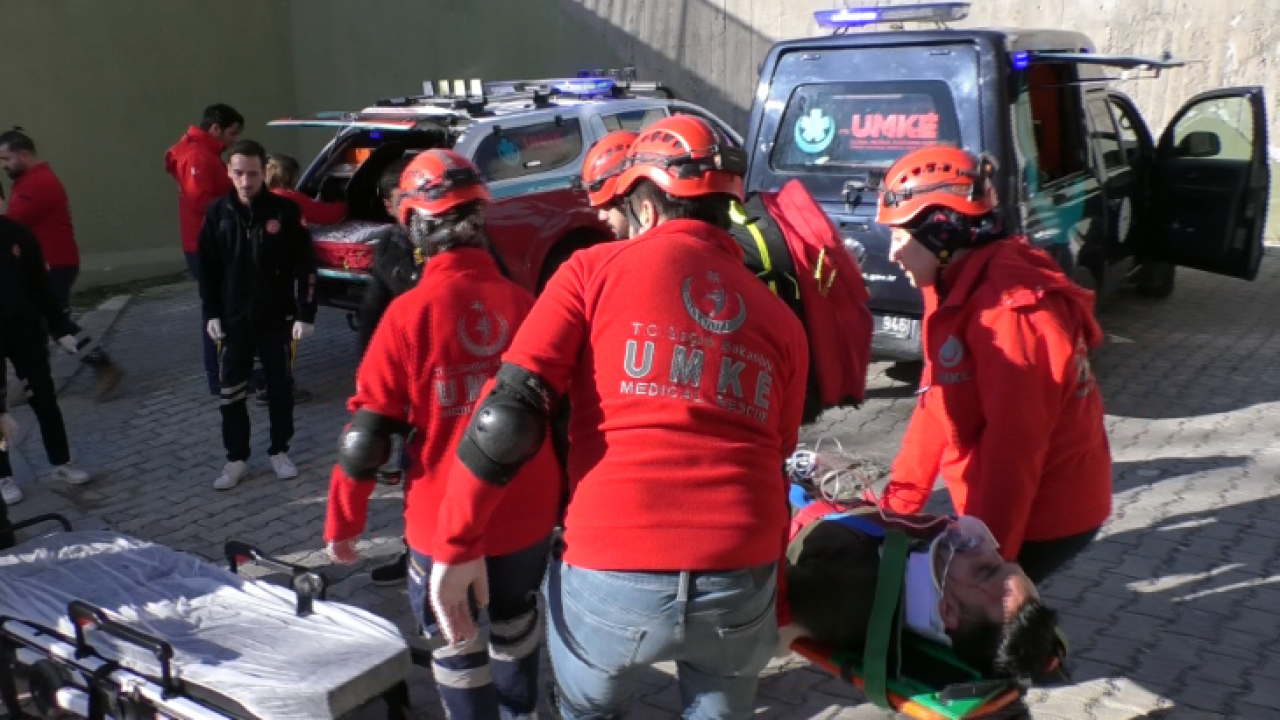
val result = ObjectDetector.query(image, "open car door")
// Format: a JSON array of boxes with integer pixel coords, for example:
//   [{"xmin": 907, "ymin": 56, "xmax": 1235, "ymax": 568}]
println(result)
[{"xmin": 1145, "ymin": 87, "xmax": 1269, "ymax": 280}]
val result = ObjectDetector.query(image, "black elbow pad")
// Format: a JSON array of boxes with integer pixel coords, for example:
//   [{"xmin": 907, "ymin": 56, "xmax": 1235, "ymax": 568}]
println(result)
[
  {"xmin": 338, "ymin": 409, "xmax": 406, "ymax": 480},
  {"xmin": 456, "ymin": 364, "xmax": 555, "ymax": 486}
]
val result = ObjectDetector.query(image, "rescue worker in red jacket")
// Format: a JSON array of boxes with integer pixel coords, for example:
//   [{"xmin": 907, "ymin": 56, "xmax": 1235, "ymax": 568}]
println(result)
[
  {"xmin": 0, "ymin": 129, "xmax": 124, "ymax": 401},
  {"xmin": 430, "ymin": 116, "xmax": 810, "ymax": 719},
  {"xmin": 577, "ymin": 129, "xmax": 638, "ymax": 240},
  {"xmin": 265, "ymin": 153, "xmax": 348, "ymax": 227},
  {"xmin": 875, "ymin": 146, "xmax": 1112, "ymax": 583},
  {"xmin": 324, "ymin": 149, "xmax": 561, "ymax": 719},
  {"xmin": 166, "ymin": 104, "xmax": 244, "ymax": 395}
]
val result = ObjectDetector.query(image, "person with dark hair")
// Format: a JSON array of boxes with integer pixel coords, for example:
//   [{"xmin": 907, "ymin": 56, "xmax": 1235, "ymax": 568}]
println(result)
[
  {"xmin": 0, "ymin": 216, "xmax": 94, "ymax": 503},
  {"xmin": 875, "ymin": 145, "xmax": 1112, "ymax": 583},
  {"xmin": 780, "ymin": 496, "xmax": 1068, "ymax": 684},
  {"xmin": 325, "ymin": 149, "xmax": 561, "ymax": 719},
  {"xmin": 0, "ymin": 129, "xmax": 125, "ymax": 401},
  {"xmin": 266, "ymin": 153, "xmax": 347, "ymax": 227},
  {"xmin": 197, "ymin": 139, "xmax": 317, "ymax": 491},
  {"xmin": 334, "ymin": 156, "xmax": 421, "ymax": 586},
  {"xmin": 166, "ymin": 103, "xmax": 245, "ymax": 396},
  {"xmin": 429, "ymin": 115, "xmax": 809, "ymax": 719}
]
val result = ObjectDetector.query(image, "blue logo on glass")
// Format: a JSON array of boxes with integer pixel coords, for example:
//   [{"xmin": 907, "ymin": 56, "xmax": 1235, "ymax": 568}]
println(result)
[
  {"xmin": 497, "ymin": 138, "xmax": 522, "ymax": 167},
  {"xmin": 794, "ymin": 108, "xmax": 835, "ymax": 154}
]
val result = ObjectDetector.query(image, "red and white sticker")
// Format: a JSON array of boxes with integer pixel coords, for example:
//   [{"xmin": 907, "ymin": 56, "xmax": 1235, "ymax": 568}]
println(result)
[{"xmin": 266, "ymin": 219, "xmax": 281, "ymax": 234}]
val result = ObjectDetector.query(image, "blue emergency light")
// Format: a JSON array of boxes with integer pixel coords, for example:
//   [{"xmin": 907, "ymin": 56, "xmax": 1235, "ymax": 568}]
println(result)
[
  {"xmin": 551, "ymin": 77, "xmax": 617, "ymax": 96},
  {"xmin": 1011, "ymin": 51, "xmax": 1031, "ymax": 70},
  {"xmin": 814, "ymin": 2, "xmax": 971, "ymax": 29}
]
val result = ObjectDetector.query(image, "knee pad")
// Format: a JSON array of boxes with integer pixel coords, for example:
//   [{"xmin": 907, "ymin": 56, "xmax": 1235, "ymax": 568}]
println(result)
[
  {"xmin": 489, "ymin": 596, "xmax": 543, "ymax": 663},
  {"xmin": 456, "ymin": 364, "xmax": 555, "ymax": 487}
]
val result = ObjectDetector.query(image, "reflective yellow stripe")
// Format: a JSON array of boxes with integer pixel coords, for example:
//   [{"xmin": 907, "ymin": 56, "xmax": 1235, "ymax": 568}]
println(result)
[
  {"xmin": 730, "ymin": 201, "xmax": 778, "ymax": 296},
  {"xmin": 815, "ymin": 248, "xmax": 837, "ymax": 297}
]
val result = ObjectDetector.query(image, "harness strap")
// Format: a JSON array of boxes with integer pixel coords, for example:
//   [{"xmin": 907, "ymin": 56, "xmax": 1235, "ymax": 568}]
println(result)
[
  {"xmin": 865, "ymin": 529, "xmax": 909, "ymax": 709},
  {"xmin": 730, "ymin": 201, "xmax": 779, "ymax": 296}
]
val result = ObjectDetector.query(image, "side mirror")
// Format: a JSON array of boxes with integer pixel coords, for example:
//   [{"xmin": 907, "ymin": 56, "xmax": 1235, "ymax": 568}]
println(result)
[{"xmin": 1177, "ymin": 131, "xmax": 1222, "ymax": 158}]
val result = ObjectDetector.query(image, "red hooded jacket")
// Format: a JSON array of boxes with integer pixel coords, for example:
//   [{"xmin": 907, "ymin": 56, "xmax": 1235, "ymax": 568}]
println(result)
[
  {"xmin": 271, "ymin": 188, "xmax": 347, "ymax": 227},
  {"xmin": 434, "ymin": 219, "xmax": 809, "ymax": 573},
  {"xmin": 325, "ymin": 247, "xmax": 560, "ymax": 558},
  {"xmin": 881, "ymin": 238, "xmax": 1112, "ymax": 557},
  {"xmin": 5, "ymin": 163, "xmax": 79, "ymax": 268},
  {"xmin": 165, "ymin": 127, "xmax": 231, "ymax": 253}
]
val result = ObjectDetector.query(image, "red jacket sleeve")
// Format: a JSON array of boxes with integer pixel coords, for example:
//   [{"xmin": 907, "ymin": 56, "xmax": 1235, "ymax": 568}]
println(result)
[
  {"xmin": 433, "ymin": 255, "xmax": 591, "ymax": 564},
  {"xmin": 274, "ymin": 189, "xmax": 347, "ymax": 227},
  {"xmin": 324, "ymin": 304, "xmax": 416, "ymax": 542},
  {"xmin": 774, "ymin": 323, "xmax": 809, "ymax": 628},
  {"xmin": 4, "ymin": 175, "xmax": 55, "ymax": 229},
  {"xmin": 180, "ymin": 150, "xmax": 232, "ymax": 218},
  {"xmin": 963, "ymin": 307, "xmax": 1059, "ymax": 559},
  {"xmin": 882, "ymin": 401, "xmax": 947, "ymax": 514}
]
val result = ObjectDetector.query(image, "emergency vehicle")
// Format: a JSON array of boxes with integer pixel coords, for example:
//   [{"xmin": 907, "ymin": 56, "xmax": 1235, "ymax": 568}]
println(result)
[
  {"xmin": 269, "ymin": 69, "xmax": 741, "ymax": 310},
  {"xmin": 744, "ymin": 2, "xmax": 1271, "ymax": 360}
]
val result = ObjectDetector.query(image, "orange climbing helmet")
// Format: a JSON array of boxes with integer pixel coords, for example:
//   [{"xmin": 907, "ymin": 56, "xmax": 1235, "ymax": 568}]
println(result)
[
  {"xmin": 397, "ymin": 149, "xmax": 491, "ymax": 224},
  {"xmin": 613, "ymin": 115, "xmax": 746, "ymax": 201},
  {"xmin": 876, "ymin": 145, "xmax": 998, "ymax": 227},
  {"xmin": 578, "ymin": 130, "xmax": 638, "ymax": 207}
]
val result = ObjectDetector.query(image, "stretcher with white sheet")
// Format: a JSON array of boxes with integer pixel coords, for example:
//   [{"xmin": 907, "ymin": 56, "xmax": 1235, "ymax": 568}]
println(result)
[{"xmin": 0, "ymin": 515, "xmax": 415, "ymax": 720}]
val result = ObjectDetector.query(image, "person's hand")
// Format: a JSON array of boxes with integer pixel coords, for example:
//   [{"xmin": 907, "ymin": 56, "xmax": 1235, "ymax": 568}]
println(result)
[
  {"xmin": 429, "ymin": 558, "xmax": 489, "ymax": 645},
  {"xmin": 292, "ymin": 321, "xmax": 314, "ymax": 341},
  {"xmin": 0, "ymin": 414, "xmax": 18, "ymax": 444},
  {"xmin": 206, "ymin": 319, "xmax": 225, "ymax": 341},
  {"xmin": 326, "ymin": 538, "xmax": 362, "ymax": 564},
  {"xmin": 58, "ymin": 335, "xmax": 78, "ymax": 354}
]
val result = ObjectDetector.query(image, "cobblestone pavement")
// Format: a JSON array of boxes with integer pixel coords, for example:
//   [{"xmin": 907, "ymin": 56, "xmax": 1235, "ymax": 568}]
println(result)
[{"xmin": 5, "ymin": 259, "xmax": 1280, "ymax": 719}]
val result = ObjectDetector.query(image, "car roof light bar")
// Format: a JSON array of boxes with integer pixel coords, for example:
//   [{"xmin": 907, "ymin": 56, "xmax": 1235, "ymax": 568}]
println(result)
[{"xmin": 814, "ymin": 2, "xmax": 971, "ymax": 30}]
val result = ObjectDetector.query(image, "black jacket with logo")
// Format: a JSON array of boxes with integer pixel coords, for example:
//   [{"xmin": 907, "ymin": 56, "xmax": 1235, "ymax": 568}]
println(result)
[
  {"xmin": 0, "ymin": 216, "xmax": 77, "ymax": 344},
  {"xmin": 357, "ymin": 225, "xmax": 420, "ymax": 354},
  {"xmin": 197, "ymin": 190, "xmax": 317, "ymax": 332}
]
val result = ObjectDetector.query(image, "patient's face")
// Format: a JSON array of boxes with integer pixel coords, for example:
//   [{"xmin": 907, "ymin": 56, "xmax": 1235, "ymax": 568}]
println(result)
[{"xmin": 939, "ymin": 546, "xmax": 1038, "ymax": 629}]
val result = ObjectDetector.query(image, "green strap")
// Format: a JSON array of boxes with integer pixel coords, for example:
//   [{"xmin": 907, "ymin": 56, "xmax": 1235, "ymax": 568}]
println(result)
[{"xmin": 864, "ymin": 530, "xmax": 910, "ymax": 710}]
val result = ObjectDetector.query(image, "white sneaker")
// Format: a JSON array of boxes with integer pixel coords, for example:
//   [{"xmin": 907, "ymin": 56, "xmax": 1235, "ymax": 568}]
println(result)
[
  {"xmin": 0, "ymin": 477, "xmax": 23, "ymax": 505},
  {"xmin": 214, "ymin": 461, "xmax": 248, "ymax": 491},
  {"xmin": 51, "ymin": 464, "xmax": 91, "ymax": 486},
  {"xmin": 270, "ymin": 453, "xmax": 298, "ymax": 480}
]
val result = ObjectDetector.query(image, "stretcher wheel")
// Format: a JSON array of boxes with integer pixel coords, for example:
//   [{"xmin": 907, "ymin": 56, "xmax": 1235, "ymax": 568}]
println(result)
[{"xmin": 26, "ymin": 659, "xmax": 68, "ymax": 718}]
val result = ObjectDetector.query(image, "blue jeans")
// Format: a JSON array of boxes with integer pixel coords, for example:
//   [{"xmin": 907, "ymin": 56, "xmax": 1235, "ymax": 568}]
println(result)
[
  {"xmin": 407, "ymin": 537, "xmax": 551, "ymax": 720},
  {"xmin": 546, "ymin": 560, "xmax": 779, "ymax": 719}
]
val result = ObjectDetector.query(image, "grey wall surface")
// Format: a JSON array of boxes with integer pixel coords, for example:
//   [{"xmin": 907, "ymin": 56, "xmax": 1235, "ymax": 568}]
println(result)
[
  {"xmin": 283, "ymin": 0, "xmax": 628, "ymax": 160},
  {"xmin": 562, "ymin": 0, "xmax": 1280, "ymax": 237},
  {"xmin": 0, "ymin": 1, "xmax": 299, "ymax": 288}
]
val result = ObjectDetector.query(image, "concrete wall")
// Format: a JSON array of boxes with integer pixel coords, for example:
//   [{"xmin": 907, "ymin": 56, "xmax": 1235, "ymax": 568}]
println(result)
[
  {"xmin": 284, "ymin": 0, "xmax": 628, "ymax": 160},
  {"xmin": 0, "ymin": 1, "xmax": 300, "ymax": 288},
  {"xmin": 561, "ymin": 0, "xmax": 1280, "ymax": 237}
]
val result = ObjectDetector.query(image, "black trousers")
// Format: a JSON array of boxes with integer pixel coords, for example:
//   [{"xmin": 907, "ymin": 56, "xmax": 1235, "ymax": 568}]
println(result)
[
  {"xmin": 1017, "ymin": 527, "xmax": 1101, "ymax": 584},
  {"xmin": 1, "ymin": 324, "xmax": 71, "ymax": 469},
  {"xmin": 0, "ymin": 493, "xmax": 12, "ymax": 550},
  {"xmin": 218, "ymin": 323, "xmax": 294, "ymax": 462},
  {"xmin": 44, "ymin": 265, "xmax": 110, "ymax": 369}
]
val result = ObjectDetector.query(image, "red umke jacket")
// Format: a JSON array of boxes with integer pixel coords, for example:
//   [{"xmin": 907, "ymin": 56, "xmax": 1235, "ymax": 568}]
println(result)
[
  {"xmin": 5, "ymin": 163, "xmax": 79, "ymax": 268},
  {"xmin": 271, "ymin": 188, "xmax": 347, "ymax": 227},
  {"xmin": 760, "ymin": 180, "xmax": 873, "ymax": 409},
  {"xmin": 434, "ymin": 219, "xmax": 809, "ymax": 573},
  {"xmin": 881, "ymin": 238, "xmax": 1112, "ymax": 557},
  {"xmin": 325, "ymin": 247, "xmax": 560, "ymax": 558},
  {"xmin": 165, "ymin": 127, "xmax": 231, "ymax": 254}
]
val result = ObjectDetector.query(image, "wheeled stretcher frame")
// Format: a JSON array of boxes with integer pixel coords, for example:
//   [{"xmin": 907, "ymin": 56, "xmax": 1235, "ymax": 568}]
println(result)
[{"xmin": 0, "ymin": 514, "xmax": 417, "ymax": 720}]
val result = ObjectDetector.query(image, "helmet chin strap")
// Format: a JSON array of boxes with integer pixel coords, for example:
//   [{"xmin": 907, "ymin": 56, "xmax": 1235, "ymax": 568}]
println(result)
[{"xmin": 623, "ymin": 195, "xmax": 647, "ymax": 236}]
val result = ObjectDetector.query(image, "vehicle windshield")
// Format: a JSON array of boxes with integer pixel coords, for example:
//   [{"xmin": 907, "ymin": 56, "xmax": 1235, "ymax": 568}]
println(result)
[{"xmin": 770, "ymin": 80, "xmax": 961, "ymax": 173}]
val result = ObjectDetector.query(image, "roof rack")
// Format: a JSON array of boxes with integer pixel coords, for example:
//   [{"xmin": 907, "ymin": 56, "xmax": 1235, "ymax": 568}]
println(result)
[{"xmin": 369, "ymin": 67, "xmax": 671, "ymax": 120}]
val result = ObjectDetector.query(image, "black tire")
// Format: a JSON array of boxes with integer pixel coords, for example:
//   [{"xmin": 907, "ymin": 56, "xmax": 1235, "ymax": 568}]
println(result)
[
  {"xmin": 538, "ymin": 235, "xmax": 607, "ymax": 292},
  {"xmin": 1134, "ymin": 260, "xmax": 1176, "ymax": 298}
]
